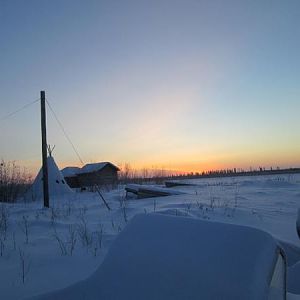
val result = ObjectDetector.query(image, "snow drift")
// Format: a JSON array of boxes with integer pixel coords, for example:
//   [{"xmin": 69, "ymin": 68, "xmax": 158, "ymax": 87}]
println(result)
[{"xmin": 30, "ymin": 214, "xmax": 286, "ymax": 300}]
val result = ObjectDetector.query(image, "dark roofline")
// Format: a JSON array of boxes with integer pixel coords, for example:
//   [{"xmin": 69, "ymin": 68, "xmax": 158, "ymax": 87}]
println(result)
[
  {"xmin": 78, "ymin": 162, "xmax": 120, "ymax": 175},
  {"xmin": 61, "ymin": 166, "xmax": 81, "ymax": 177},
  {"xmin": 62, "ymin": 162, "xmax": 120, "ymax": 177},
  {"xmin": 103, "ymin": 162, "xmax": 120, "ymax": 171}
]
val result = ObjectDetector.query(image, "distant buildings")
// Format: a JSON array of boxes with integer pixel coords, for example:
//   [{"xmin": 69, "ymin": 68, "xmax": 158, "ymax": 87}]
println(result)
[{"xmin": 62, "ymin": 162, "xmax": 120, "ymax": 189}]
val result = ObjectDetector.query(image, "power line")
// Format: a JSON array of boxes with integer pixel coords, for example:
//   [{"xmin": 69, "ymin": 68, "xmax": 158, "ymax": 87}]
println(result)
[
  {"xmin": 46, "ymin": 99, "xmax": 85, "ymax": 166},
  {"xmin": 0, "ymin": 99, "xmax": 39, "ymax": 122},
  {"xmin": 0, "ymin": 96, "xmax": 85, "ymax": 166}
]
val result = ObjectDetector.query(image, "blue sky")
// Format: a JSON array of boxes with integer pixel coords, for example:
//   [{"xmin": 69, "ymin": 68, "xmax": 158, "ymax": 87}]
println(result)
[{"xmin": 0, "ymin": 0, "xmax": 299, "ymax": 173}]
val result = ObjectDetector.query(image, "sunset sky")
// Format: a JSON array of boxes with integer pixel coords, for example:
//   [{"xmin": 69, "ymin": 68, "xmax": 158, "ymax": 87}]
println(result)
[{"xmin": 0, "ymin": 0, "xmax": 299, "ymax": 174}]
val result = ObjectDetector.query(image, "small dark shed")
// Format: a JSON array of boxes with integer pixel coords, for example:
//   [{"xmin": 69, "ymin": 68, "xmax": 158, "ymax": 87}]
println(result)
[
  {"xmin": 62, "ymin": 162, "xmax": 120, "ymax": 189},
  {"xmin": 77, "ymin": 162, "xmax": 120, "ymax": 187}
]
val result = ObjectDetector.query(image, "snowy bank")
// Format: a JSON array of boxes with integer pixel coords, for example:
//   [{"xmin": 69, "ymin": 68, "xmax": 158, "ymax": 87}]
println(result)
[{"xmin": 31, "ymin": 214, "xmax": 286, "ymax": 300}]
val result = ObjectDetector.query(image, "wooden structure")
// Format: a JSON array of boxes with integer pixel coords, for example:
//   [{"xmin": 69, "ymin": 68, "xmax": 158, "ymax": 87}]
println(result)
[
  {"xmin": 77, "ymin": 162, "xmax": 119, "ymax": 187},
  {"xmin": 62, "ymin": 162, "xmax": 120, "ymax": 189}
]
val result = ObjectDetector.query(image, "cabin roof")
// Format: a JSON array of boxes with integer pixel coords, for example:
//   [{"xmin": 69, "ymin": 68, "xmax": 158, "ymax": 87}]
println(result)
[
  {"xmin": 62, "ymin": 162, "xmax": 120, "ymax": 177},
  {"xmin": 78, "ymin": 162, "xmax": 120, "ymax": 174},
  {"xmin": 61, "ymin": 166, "xmax": 81, "ymax": 177}
]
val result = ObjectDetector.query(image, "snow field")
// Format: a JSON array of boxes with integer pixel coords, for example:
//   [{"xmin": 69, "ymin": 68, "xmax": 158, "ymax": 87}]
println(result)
[{"xmin": 0, "ymin": 174, "xmax": 299, "ymax": 299}]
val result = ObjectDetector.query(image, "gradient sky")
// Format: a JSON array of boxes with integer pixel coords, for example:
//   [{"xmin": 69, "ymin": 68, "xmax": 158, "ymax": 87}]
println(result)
[{"xmin": 0, "ymin": 0, "xmax": 299, "ymax": 174}]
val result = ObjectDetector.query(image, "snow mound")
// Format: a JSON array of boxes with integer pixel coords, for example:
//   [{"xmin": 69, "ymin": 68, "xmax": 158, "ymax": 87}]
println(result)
[{"xmin": 31, "ymin": 214, "xmax": 285, "ymax": 300}]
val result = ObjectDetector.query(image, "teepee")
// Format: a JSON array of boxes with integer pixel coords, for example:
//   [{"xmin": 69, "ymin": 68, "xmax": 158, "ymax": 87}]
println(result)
[{"xmin": 25, "ymin": 155, "xmax": 73, "ymax": 201}]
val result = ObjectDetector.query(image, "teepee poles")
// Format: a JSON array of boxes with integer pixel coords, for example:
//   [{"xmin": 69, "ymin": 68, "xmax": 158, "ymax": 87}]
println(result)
[{"xmin": 41, "ymin": 91, "xmax": 49, "ymax": 208}]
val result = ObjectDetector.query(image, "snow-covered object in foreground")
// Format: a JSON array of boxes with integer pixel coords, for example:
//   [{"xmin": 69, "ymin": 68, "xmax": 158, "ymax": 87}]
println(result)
[
  {"xmin": 31, "ymin": 214, "xmax": 286, "ymax": 300},
  {"xmin": 25, "ymin": 156, "xmax": 73, "ymax": 201},
  {"xmin": 126, "ymin": 183, "xmax": 185, "ymax": 197},
  {"xmin": 296, "ymin": 208, "xmax": 300, "ymax": 239}
]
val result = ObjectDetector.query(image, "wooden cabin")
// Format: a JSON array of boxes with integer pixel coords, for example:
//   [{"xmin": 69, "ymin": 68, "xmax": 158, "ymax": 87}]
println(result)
[
  {"xmin": 62, "ymin": 162, "xmax": 120, "ymax": 189},
  {"xmin": 61, "ymin": 167, "xmax": 81, "ymax": 188},
  {"xmin": 77, "ymin": 162, "xmax": 120, "ymax": 187}
]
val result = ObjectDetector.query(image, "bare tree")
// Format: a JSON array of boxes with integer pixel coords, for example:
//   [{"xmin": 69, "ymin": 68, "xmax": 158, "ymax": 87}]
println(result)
[
  {"xmin": 0, "ymin": 204, "xmax": 9, "ymax": 240},
  {"xmin": 19, "ymin": 215, "xmax": 30, "ymax": 244},
  {"xmin": 0, "ymin": 236, "xmax": 5, "ymax": 256},
  {"xmin": 77, "ymin": 215, "xmax": 92, "ymax": 247},
  {"xmin": 53, "ymin": 227, "xmax": 67, "ymax": 256},
  {"xmin": 19, "ymin": 247, "xmax": 30, "ymax": 284},
  {"xmin": 68, "ymin": 225, "xmax": 77, "ymax": 256},
  {"xmin": 0, "ymin": 160, "xmax": 31, "ymax": 203},
  {"xmin": 119, "ymin": 163, "xmax": 132, "ymax": 182}
]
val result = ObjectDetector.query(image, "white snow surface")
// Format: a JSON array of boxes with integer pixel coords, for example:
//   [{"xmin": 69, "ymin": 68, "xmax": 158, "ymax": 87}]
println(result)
[
  {"xmin": 31, "ymin": 214, "xmax": 281, "ymax": 300},
  {"xmin": 25, "ymin": 156, "xmax": 73, "ymax": 201},
  {"xmin": 0, "ymin": 173, "xmax": 299, "ymax": 299}
]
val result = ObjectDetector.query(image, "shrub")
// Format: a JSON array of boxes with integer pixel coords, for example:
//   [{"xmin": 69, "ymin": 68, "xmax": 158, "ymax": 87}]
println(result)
[{"xmin": 0, "ymin": 160, "xmax": 31, "ymax": 202}]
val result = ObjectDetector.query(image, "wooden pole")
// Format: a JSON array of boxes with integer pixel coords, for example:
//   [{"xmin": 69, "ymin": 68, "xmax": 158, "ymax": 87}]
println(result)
[{"xmin": 41, "ymin": 91, "xmax": 49, "ymax": 208}]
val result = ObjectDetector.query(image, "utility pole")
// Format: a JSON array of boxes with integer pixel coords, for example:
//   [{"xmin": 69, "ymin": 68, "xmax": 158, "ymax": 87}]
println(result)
[{"xmin": 41, "ymin": 91, "xmax": 49, "ymax": 208}]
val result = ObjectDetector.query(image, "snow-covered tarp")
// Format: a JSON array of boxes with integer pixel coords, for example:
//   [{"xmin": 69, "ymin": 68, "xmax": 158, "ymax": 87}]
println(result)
[
  {"xmin": 126, "ymin": 184, "xmax": 185, "ymax": 197},
  {"xmin": 32, "ymin": 214, "xmax": 286, "ymax": 300}
]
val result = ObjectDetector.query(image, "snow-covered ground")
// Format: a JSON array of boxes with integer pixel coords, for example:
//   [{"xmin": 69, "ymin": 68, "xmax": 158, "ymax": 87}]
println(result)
[{"xmin": 0, "ymin": 173, "xmax": 300, "ymax": 299}]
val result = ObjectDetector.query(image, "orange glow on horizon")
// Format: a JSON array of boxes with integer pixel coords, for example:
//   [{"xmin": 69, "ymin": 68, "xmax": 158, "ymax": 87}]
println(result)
[{"xmin": 16, "ymin": 148, "xmax": 300, "ymax": 178}]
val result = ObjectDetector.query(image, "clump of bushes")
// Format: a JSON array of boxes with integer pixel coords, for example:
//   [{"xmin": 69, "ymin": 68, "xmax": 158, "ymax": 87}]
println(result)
[{"xmin": 0, "ymin": 160, "xmax": 32, "ymax": 203}]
